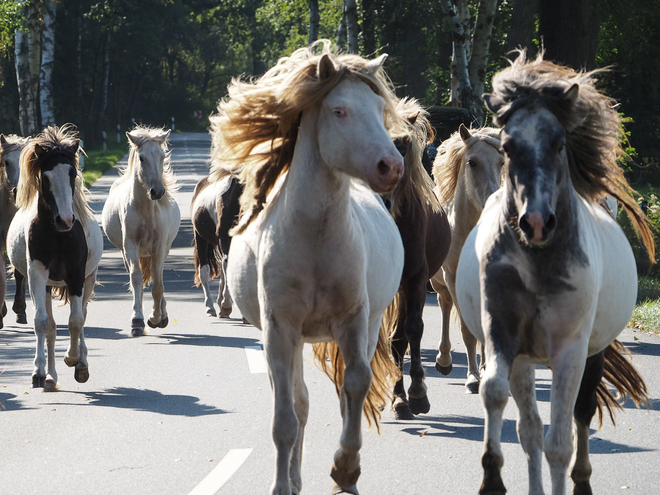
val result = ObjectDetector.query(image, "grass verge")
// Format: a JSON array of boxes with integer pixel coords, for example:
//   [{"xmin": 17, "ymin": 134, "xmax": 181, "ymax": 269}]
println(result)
[
  {"xmin": 630, "ymin": 275, "xmax": 660, "ymax": 334},
  {"xmin": 81, "ymin": 138, "xmax": 127, "ymax": 188}
]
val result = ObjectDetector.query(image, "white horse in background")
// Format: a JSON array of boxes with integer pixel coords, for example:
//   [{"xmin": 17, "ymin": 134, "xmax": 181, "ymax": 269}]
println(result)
[
  {"xmin": 7, "ymin": 125, "xmax": 103, "ymax": 390},
  {"xmin": 1, "ymin": 134, "xmax": 30, "ymax": 326},
  {"xmin": 102, "ymin": 127, "xmax": 180, "ymax": 336},
  {"xmin": 214, "ymin": 42, "xmax": 408, "ymax": 494}
]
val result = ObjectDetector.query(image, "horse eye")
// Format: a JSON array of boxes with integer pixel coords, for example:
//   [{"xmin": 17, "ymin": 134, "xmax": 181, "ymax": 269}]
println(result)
[
  {"xmin": 333, "ymin": 108, "xmax": 346, "ymax": 118},
  {"xmin": 467, "ymin": 159, "xmax": 477, "ymax": 168}
]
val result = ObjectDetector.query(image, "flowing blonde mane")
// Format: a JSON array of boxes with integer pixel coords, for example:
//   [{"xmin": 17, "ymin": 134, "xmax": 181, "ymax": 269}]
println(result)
[
  {"xmin": 210, "ymin": 39, "xmax": 411, "ymax": 234},
  {"xmin": 433, "ymin": 127, "xmax": 501, "ymax": 206},
  {"xmin": 115, "ymin": 125, "xmax": 177, "ymax": 194},
  {"xmin": 488, "ymin": 50, "xmax": 655, "ymax": 263},
  {"xmin": 15, "ymin": 124, "xmax": 93, "ymax": 222},
  {"xmin": 388, "ymin": 98, "xmax": 442, "ymax": 219}
]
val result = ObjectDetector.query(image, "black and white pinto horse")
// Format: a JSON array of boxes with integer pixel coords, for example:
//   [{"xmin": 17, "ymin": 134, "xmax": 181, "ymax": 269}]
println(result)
[
  {"xmin": 455, "ymin": 53, "xmax": 652, "ymax": 495},
  {"xmin": 1, "ymin": 134, "xmax": 30, "ymax": 327},
  {"xmin": 191, "ymin": 172, "xmax": 243, "ymax": 318},
  {"xmin": 7, "ymin": 125, "xmax": 103, "ymax": 390}
]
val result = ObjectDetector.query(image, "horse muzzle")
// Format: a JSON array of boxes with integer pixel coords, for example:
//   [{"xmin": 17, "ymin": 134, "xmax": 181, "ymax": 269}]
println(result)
[
  {"xmin": 54, "ymin": 213, "xmax": 76, "ymax": 232},
  {"xmin": 368, "ymin": 157, "xmax": 404, "ymax": 194},
  {"xmin": 519, "ymin": 209, "xmax": 557, "ymax": 246},
  {"xmin": 149, "ymin": 187, "xmax": 165, "ymax": 200}
]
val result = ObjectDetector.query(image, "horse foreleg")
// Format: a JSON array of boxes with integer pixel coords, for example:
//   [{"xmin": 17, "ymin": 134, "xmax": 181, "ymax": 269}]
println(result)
[
  {"xmin": 510, "ymin": 360, "xmax": 544, "ymax": 495},
  {"xmin": 546, "ymin": 342, "xmax": 588, "ymax": 495},
  {"xmin": 147, "ymin": 252, "xmax": 168, "ymax": 329},
  {"xmin": 13, "ymin": 269, "xmax": 27, "ymax": 324},
  {"xmin": 405, "ymin": 281, "xmax": 430, "ymax": 415},
  {"xmin": 289, "ymin": 343, "xmax": 308, "ymax": 494},
  {"xmin": 124, "ymin": 245, "xmax": 145, "ymax": 336},
  {"xmin": 331, "ymin": 314, "xmax": 372, "ymax": 494},
  {"xmin": 433, "ymin": 278, "xmax": 453, "ymax": 375},
  {"xmin": 0, "ymin": 264, "xmax": 5, "ymax": 329},
  {"xmin": 218, "ymin": 257, "xmax": 232, "ymax": 318},
  {"xmin": 570, "ymin": 350, "xmax": 604, "ymax": 495},
  {"xmin": 263, "ymin": 317, "xmax": 299, "ymax": 495},
  {"xmin": 479, "ymin": 346, "xmax": 513, "ymax": 495},
  {"xmin": 28, "ymin": 266, "xmax": 50, "ymax": 388}
]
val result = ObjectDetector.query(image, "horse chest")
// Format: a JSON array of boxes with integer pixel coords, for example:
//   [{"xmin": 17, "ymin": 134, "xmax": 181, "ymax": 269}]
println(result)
[{"xmin": 28, "ymin": 218, "xmax": 88, "ymax": 285}]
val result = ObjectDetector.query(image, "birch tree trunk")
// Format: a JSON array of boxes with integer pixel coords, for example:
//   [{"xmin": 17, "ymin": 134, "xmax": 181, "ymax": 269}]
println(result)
[
  {"xmin": 344, "ymin": 0, "xmax": 358, "ymax": 54},
  {"xmin": 309, "ymin": 0, "xmax": 319, "ymax": 45},
  {"xmin": 440, "ymin": 0, "xmax": 478, "ymax": 118},
  {"xmin": 39, "ymin": 0, "xmax": 56, "ymax": 127},
  {"xmin": 469, "ymin": 0, "xmax": 498, "ymax": 123},
  {"xmin": 449, "ymin": 0, "xmax": 470, "ymax": 107},
  {"xmin": 26, "ymin": 1, "xmax": 42, "ymax": 134}
]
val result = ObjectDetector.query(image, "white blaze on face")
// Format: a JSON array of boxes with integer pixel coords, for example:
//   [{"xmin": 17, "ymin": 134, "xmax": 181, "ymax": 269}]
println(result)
[{"xmin": 44, "ymin": 163, "xmax": 75, "ymax": 227}]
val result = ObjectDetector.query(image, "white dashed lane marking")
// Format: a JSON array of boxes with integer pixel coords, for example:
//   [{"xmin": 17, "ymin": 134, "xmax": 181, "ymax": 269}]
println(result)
[
  {"xmin": 188, "ymin": 448, "xmax": 253, "ymax": 495},
  {"xmin": 245, "ymin": 345, "xmax": 267, "ymax": 374}
]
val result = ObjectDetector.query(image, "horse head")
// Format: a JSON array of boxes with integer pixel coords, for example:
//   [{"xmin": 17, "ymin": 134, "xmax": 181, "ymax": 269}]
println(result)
[
  {"xmin": 485, "ymin": 83, "xmax": 579, "ymax": 246},
  {"xmin": 127, "ymin": 129, "xmax": 171, "ymax": 200},
  {"xmin": 458, "ymin": 125, "xmax": 503, "ymax": 212},
  {"xmin": 1, "ymin": 134, "xmax": 29, "ymax": 197},
  {"xmin": 315, "ymin": 54, "xmax": 403, "ymax": 193}
]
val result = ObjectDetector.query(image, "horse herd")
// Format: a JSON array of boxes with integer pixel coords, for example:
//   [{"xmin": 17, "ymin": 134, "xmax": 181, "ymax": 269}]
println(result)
[{"xmin": 0, "ymin": 42, "xmax": 655, "ymax": 495}]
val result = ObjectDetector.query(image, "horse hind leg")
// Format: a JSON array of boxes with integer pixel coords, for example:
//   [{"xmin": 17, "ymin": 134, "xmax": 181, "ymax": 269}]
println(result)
[
  {"xmin": 510, "ymin": 360, "xmax": 544, "ymax": 495},
  {"xmin": 461, "ymin": 317, "xmax": 481, "ymax": 394},
  {"xmin": 405, "ymin": 283, "xmax": 430, "ymax": 415},
  {"xmin": 194, "ymin": 232, "xmax": 217, "ymax": 317},
  {"xmin": 218, "ymin": 257, "xmax": 233, "ymax": 318},
  {"xmin": 13, "ymin": 269, "xmax": 27, "ymax": 324},
  {"xmin": 289, "ymin": 344, "xmax": 308, "ymax": 494},
  {"xmin": 70, "ymin": 271, "xmax": 96, "ymax": 384},
  {"xmin": 389, "ymin": 297, "xmax": 415, "ymax": 420},
  {"xmin": 570, "ymin": 350, "xmax": 605, "ymax": 495}
]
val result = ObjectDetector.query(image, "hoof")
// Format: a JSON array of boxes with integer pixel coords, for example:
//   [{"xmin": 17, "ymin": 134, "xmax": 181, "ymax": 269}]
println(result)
[
  {"xmin": 408, "ymin": 395, "xmax": 431, "ymax": 415},
  {"xmin": 131, "ymin": 327, "xmax": 147, "ymax": 337},
  {"xmin": 32, "ymin": 375, "xmax": 45, "ymax": 388},
  {"xmin": 158, "ymin": 317, "xmax": 169, "ymax": 328},
  {"xmin": 219, "ymin": 306, "xmax": 232, "ymax": 318},
  {"xmin": 206, "ymin": 307, "xmax": 217, "ymax": 317},
  {"xmin": 16, "ymin": 313, "xmax": 27, "ymax": 324},
  {"xmin": 392, "ymin": 396, "xmax": 415, "ymax": 420},
  {"xmin": 331, "ymin": 465, "xmax": 361, "ymax": 491},
  {"xmin": 435, "ymin": 361, "xmax": 452, "ymax": 375},
  {"xmin": 44, "ymin": 378, "xmax": 59, "ymax": 392},
  {"xmin": 74, "ymin": 366, "xmax": 89, "ymax": 383},
  {"xmin": 465, "ymin": 374, "xmax": 480, "ymax": 394},
  {"xmin": 332, "ymin": 482, "xmax": 359, "ymax": 495},
  {"xmin": 573, "ymin": 480, "xmax": 593, "ymax": 495}
]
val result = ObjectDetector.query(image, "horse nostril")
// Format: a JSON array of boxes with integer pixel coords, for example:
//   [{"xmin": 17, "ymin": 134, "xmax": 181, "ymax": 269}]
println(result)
[
  {"xmin": 546, "ymin": 213, "xmax": 557, "ymax": 232},
  {"xmin": 377, "ymin": 160, "xmax": 390, "ymax": 176}
]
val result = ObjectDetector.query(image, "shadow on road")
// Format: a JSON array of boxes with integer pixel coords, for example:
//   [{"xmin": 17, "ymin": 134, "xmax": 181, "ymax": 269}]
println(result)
[{"xmin": 150, "ymin": 332, "xmax": 261, "ymax": 349}]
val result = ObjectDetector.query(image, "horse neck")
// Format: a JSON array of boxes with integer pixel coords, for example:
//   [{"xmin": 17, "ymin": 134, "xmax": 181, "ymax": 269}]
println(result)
[
  {"xmin": 284, "ymin": 109, "xmax": 351, "ymax": 223},
  {"xmin": 450, "ymin": 172, "xmax": 484, "ymax": 238}
]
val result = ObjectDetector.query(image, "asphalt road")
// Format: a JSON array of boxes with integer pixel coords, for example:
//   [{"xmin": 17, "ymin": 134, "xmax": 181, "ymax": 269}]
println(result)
[{"xmin": 1, "ymin": 133, "xmax": 658, "ymax": 495}]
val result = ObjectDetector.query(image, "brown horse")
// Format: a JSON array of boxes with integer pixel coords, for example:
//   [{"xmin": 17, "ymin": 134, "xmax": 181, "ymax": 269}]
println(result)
[{"xmin": 382, "ymin": 99, "xmax": 451, "ymax": 420}]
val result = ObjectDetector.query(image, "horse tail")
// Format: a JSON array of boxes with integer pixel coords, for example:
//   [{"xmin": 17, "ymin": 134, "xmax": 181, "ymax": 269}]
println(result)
[
  {"xmin": 595, "ymin": 339, "xmax": 650, "ymax": 428},
  {"xmin": 312, "ymin": 318, "xmax": 400, "ymax": 433},
  {"xmin": 140, "ymin": 256, "xmax": 152, "ymax": 288},
  {"xmin": 382, "ymin": 290, "xmax": 404, "ymax": 343},
  {"xmin": 51, "ymin": 286, "xmax": 70, "ymax": 304}
]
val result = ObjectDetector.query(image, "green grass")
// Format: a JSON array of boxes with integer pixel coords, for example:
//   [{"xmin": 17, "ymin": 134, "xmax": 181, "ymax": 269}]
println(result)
[
  {"xmin": 81, "ymin": 139, "xmax": 128, "ymax": 188},
  {"xmin": 629, "ymin": 275, "xmax": 660, "ymax": 334}
]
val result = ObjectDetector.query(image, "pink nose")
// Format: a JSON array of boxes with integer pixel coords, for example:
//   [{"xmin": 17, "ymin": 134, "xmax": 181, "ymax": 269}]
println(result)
[{"xmin": 371, "ymin": 155, "xmax": 404, "ymax": 193}]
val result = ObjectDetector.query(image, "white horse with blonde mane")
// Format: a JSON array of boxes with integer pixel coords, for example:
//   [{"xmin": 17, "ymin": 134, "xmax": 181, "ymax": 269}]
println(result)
[
  {"xmin": 7, "ymin": 125, "xmax": 102, "ymax": 390},
  {"xmin": 102, "ymin": 127, "xmax": 180, "ymax": 336},
  {"xmin": 214, "ymin": 42, "xmax": 407, "ymax": 494},
  {"xmin": 430, "ymin": 125, "xmax": 503, "ymax": 393}
]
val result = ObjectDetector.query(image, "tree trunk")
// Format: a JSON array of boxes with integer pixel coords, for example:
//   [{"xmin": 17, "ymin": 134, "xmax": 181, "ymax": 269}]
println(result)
[
  {"xmin": 507, "ymin": 0, "xmax": 539, "ymax": 55},
  {"xmin": 449, "ymin": 0, "xmax": 470, "ymax": 107},
  {"xmin": 345, "ymin": 0, "xmax": 358, "ymax": 54},
  {"xmin": 15, "ymin": 22, "xmax": 30, "ymax": 135},
  {"xmin": 539, "ymin": 0, "xmax": 601, "ymax": 70},
  {"xmin": 101, "ymin": 32, "xmax": 111, "ymax": 124},
  {"xmin": 336, "ymin": 7, "xmax": 347, "ymax": 50},
  {"xmin": 440, "ymin": 0, "xmax": 477, "ymax": 118},
  {"xmin": 361, "ymin": 0, "xmax": 376, "ymax": 55},
  {"xmin": 39, "ymin": 0, "xmax": 56, "ymax": 127},
  {"xmin": 469, "ymin": 0, "xmax": 498, "ymax": 123},
  {"xmin": 309, "ymin": 0, "xmax": 319, "ymax": 45},
  {"xmin": 26, "ymin": 1, "xmax": 42, "ymax": 133}
]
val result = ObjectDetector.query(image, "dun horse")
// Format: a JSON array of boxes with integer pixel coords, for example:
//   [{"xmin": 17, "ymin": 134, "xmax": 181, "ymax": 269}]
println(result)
[
  {"xmin": 7, "ymin": 125, "xmax": 103, "ymax": 390},
  {"xmin": 456, "ymin": 52, "xmax": 652, "ymax": 495},
  {"xmin": 381, "ymin": 98, "xmax": 451, "ymax": 420},
  {"xmin": 102, "ymin": 127, "xmax": 181, "ymax": 336},
  {"xmin": 1, "ymin": 134, "xmax": 30, "ymax": 327},
  {"xmin": 430, "ymin": 125, "xmax": 503, "ymax": 393},
  {"xmin": 191, "ymin": 157, "xmax": 243, "ymax": 318},
  {"xmin": 215, "ymin": 42, "xmax": 407, "ymax": 494}
]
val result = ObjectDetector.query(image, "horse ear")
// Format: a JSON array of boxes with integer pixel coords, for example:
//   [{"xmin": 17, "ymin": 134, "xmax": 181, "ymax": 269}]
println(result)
[
  {"xmin": 483, "ymin": 93, "xmax": 505, "ymax": 115},
  {"xmin": 407, "ymin": 112, "xmax": 419, "ymax": 125},
  {"xmin": 563, "ymin": 83, "xmax": 579, "ymax": 105},
  {"xmin": 459, "ymin": 124, "xmax": 472, "ymax": 143},
  {"xmin": 71, "ymin": 139, "xmax": 80, "ymax": 155},
  {"xmin": 365, "ymin": 53, "xmax": 388, "ymax": 75},
  {"xmin": 317, "ymin": 54, "xmax": 337, "ymax": 80},
  {"xmin": 0, "ymin": 134, "xmax": 6, "ymax": 146},
  {"xmin": 126, "ymin": 131, "xmax": 138, "ymax": 145},
  {"xmin": 34, "ymin": 144, "xmax": 47, "ymax": 158}
]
